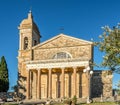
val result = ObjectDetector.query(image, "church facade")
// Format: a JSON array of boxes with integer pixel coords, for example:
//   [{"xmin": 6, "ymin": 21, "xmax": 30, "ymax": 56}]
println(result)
[{"xmin": 17, "ymin": 12, "xmax": 112, "ymax": 100}]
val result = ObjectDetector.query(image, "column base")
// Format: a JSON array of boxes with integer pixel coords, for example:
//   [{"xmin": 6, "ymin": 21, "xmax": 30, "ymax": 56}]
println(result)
[{"xmin": 86, "ymin": 96, "xmax": 91, "ymax": 104}]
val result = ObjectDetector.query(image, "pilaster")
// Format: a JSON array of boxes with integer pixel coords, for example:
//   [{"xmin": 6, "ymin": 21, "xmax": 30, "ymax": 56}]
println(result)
[
  {"xmin": 73, "ymin": 67, "xmax": 77, "ymax": 96},
  {"xmin": 48, "ymin": 68, "xmax": 52, "ymax": 98},
  {"xmin": 26, "ymin": 70, "xmax": 30, "ymax": 99},
  {"xmin": 61, "ymin": 68, "xmax": 65, "ymax": 98},
  {"xmin": 37, "ymin": 69, "xmax": 41, "ymax": 99}
]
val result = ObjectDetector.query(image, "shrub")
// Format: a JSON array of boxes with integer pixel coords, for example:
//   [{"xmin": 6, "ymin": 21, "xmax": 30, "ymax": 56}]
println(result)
[
  {"xmin": 63, "ymin": 98, "xmax": 71, "ymax": 105},
  {"xmin": 72, "ymin": 95, "xmax": 77, "ymax": 104}
]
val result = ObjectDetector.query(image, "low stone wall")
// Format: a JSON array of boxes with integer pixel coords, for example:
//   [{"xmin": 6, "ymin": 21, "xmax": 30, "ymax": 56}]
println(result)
[
  {"xmin": 0, "ymin": 92, "xmax": 7, "ymax": 98},
  {"xmin": 91, "ymin": 70, "xmax": 113, "ymax": 98},
  {"xmin": 0, "ymin": 92, "xmax": 14, "ymax": 98}
]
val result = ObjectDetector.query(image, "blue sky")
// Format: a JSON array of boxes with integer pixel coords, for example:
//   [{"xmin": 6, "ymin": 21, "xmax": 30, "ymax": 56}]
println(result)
[{"xmin": 0, "ymin": 0, "xmax": 120, "ymax": 91}]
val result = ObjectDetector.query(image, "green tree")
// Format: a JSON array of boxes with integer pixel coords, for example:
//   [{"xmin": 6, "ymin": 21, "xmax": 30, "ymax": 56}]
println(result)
[
  {"xmin": 96, "ymin": 24, "xmax": 120, "ymax": 73},
  {"xmin": 0, "ymin": 56, "xmax": 9, "ymax": 92}
]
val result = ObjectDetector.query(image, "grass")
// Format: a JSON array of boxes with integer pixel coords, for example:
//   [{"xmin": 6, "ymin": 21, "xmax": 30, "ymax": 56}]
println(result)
[
  {"xmin": 52, "ymin": 102, "xmax": 117, "ymax": 105},
  {"xmin": 1, "ymin": 102, "xmax": 18, "ymax": 105},
  {"xmin": 79, "ymin": 102, "xmax": 116, "ymax": 105},
  {"xmin": 54, "ymin": 102, "xmax": 117, "ymax": 105}
]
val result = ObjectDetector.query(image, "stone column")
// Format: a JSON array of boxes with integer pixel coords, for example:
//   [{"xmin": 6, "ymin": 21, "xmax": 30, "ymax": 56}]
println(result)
[
  {"xmin": 88, "ymin": 71, "xmax": 90, "ymax": 99},
  {"xmin": 37, "ymin": 69, "xmax": 41, "ymax": 99},
  {"xmin": 26, "ymin": 70, "xmax": 30, "ymax": 99},
  {"xmin": 73, "ymin": 67, "xmax": 77, "ymax": 96},
  {"xmin": 61, "ymin": 68, "xmax": 65, "ymax": 98},
  {"xmin": 48, "ymin": 68, "xmax": 52, "ymax": 98},
  {"xmin": 57, "ymin": 74, "xmax": 60, "ymax": 98}
]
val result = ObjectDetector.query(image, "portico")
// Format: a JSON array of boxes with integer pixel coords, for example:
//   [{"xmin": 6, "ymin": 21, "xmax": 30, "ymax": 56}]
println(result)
[{"xmin": 26, "ymin": 58, "xmax": 90, "ymax": 99}]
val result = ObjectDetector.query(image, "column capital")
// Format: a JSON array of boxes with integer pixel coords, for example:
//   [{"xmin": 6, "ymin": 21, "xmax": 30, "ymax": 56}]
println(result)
[
  {"xmin": 37, "ymin": 69, "xmax": 41, "ymax": 74},
  {"xmin": 73, "ymin": 66, "xmax": 78, "ymax": 70},
  {"xmin": 36, "ymin": 68, "xmax": 41, "ymax": 71},
  {"xmin": 61, "ymin": 68, "xmax": 65, "ymax": 73},
  {"xmin": 48, "ymin": 68, "xmax": 52, "ymax": 70},
  {"xmin": 37, "ymin": 69, "xmax": 41, "ymax": 73},
  {"xmin": 73, "ymin": 66, "xmax": 77, "ymax": 69},
  {"xmin": 61, "ymin": 67, "xmax": 65, "ymax": 70},
  {"xmin": 26, "ymin": 67, "xmax": 30, "ymax": 71}
]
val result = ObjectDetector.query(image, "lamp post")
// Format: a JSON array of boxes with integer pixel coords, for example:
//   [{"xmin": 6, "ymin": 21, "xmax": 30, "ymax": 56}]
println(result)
[{"xmin": 83, "ymin": 66, "xmax": 93, "ymax": 104}]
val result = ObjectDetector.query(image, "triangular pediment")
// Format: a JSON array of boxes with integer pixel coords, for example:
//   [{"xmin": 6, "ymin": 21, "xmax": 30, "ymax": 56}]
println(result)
[{"xmin": 33, "ymin": 33, "xmax": 93, "ymax": 49}]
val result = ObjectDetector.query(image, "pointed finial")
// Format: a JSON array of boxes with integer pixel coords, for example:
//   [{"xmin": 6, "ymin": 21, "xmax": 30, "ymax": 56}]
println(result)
[
  {"xmin": 29, "ymin": 10, "xmax": 32, "ymax": 14},
  {"xmin": 29, "ymin": 6, "xmax": 32, "ymax": 13},
  {"xmin": 28, "ymin": 7, "xmax": 33, "ymax": 19}
]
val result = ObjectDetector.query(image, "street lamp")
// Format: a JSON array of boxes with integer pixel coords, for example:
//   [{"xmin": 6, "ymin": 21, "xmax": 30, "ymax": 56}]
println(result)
[{"xmin": 83, "ymin": 65, "xmax": 93, "ymax": 104}]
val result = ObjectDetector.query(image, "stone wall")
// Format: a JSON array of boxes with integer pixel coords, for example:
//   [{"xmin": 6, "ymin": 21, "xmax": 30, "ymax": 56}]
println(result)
[
  {"xmin": 0, "ymin": 92, "xmax": 14, "ymax": 98},
  {"xmin": 91, "ymin": 70, "xmax": 113, "ymax": 98}
]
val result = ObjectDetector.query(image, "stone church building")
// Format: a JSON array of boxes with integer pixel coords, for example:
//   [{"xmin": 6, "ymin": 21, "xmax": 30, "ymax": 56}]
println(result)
[{"xmin": 17, "ymin": 11, "xmax": 113, "ymax": 100}]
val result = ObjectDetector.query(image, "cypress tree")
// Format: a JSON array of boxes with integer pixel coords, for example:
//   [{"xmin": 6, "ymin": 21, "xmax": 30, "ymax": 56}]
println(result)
[{"xmin": 0, "ymin": 56, "xmax": 9, "ymax": 92}]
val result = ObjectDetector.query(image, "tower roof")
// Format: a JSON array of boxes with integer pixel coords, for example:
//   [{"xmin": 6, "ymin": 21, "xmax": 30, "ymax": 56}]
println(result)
[
  {"xmin": 20, "ymin": 11, "xmax": 33, "ymax": 25},
  {"xmin": 19, "ymin": 11, "xmax": 40, "ymax": 36}
]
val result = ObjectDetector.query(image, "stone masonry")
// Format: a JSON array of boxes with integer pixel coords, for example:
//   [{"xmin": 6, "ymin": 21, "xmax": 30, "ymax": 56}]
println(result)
[{"xmin": 91, "ymin": 70, "xmax": 113, "ymax": 98}]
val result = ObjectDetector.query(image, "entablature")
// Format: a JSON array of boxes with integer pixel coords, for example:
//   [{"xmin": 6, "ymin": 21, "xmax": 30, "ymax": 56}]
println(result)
[{"xmin": 26, "ymin": 58, "xmax": 90, "ymax": 69}]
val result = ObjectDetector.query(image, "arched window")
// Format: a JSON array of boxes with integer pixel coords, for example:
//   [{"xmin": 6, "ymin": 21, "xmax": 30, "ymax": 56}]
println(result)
[
  {"xmin": 34, "ymin": 40, "xmax": 37, "ymax": 46},
  {"xmin": 24, "ymin": 37, "xmax": 28, "ymax": 50},
  {"xmin": 52, "ymin": 52, "xmax": 71, "ymax": 59}
]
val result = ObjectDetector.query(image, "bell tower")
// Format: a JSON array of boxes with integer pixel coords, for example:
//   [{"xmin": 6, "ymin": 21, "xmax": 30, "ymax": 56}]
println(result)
[
  {"xmin": 17, "ymin": 11, "xmax": 41, "ymax": 98},
  {"xmin": 18, "ymin": 11, "xmax": 41, "ymax": 51},
  {"xmin": 18, "ymin": 11, "xmax": 41, "ymax": 73}
]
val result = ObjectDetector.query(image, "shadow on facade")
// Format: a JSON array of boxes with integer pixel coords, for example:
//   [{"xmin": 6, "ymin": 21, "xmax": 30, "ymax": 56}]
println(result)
[
  {"xmin": 68, "ymin": 73, "xmax": 72, "ymax": 98},
  {"xmin": 79, "ymin": 72, "xmax": 82, "ymax": 98},
  {"xmin": 91, "ymin": 71, "xmax": 103, "ymax": 98}
]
